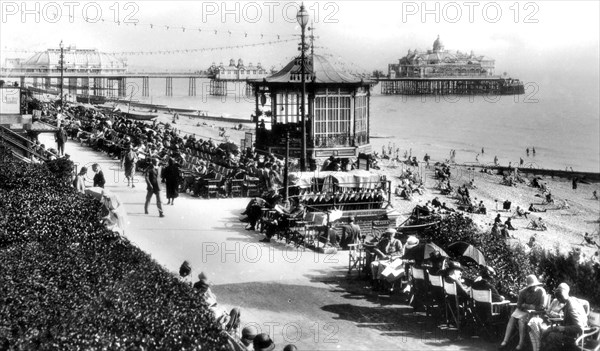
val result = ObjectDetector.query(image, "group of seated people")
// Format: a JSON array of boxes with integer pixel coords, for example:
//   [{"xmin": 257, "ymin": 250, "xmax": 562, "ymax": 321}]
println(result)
[
  {"xmin": 498, "ymin": 276, "xmax": 589, "ymax": 351},
  {"xmin": 458, "ymin": 198, "xmax": 487, "ymax": 214},
  {"xmin": 456, "ymin": 185, "xmax": 472, "ymax": 206},
  {"xmin": 411, "ymin": 258, "xmax": 590, "ymax": 351},
  {"xmin": 491, "ymin": 214, "xmax": 518, "ymax": 238},
  {"xmin": 434, "ymin": 164, "xmax": 452, "ymax": 182},
  {"xmin": 395, "ymin": 171, "xmax": 425, "ymax": 201},
  {"xmin": 240, "ymin": 192, "xmax": 374, "ymax": 250},
  {"xmin": 363, "ymin": 229, "xmax": 419, "ymax": 293},
  {"xmin": 435, "ymin": 179, "xmax": 454, "ymax": 195}
]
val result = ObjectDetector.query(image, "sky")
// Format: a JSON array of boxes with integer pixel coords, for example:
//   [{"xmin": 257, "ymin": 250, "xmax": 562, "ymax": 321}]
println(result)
[{"xmin": 1, "ymin": 0, "xmax": 599, "ymax": 82}]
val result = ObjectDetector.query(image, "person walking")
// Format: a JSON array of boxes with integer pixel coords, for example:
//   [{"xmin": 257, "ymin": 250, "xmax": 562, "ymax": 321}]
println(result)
[
  {"xmin": 122, "ymin": 146, "xmax": 138, "ymax": 187},
  {"xmin": 144, "ymin": 159, "xmax": 164, "ymax": 217},
  {"xmin": 162, "ymin": 157, "xmax": 181, "ymax": 205},
  {"xmin": 55, "ymin": 126, "xmax": 68, "ymax": 156}
]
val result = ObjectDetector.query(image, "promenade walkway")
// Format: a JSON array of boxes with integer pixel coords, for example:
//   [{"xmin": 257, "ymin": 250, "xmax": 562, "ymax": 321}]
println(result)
[{"xmin": 45, "ymin": 135, "xmax": 497, "ymax": 351}]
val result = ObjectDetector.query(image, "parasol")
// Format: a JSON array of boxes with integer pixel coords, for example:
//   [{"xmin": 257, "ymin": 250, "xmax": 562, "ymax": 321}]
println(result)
[
  {"xmin": 446, "ymin": 241, "xmax": 487, "ymax": 266},
  {"xmin": 403, "ymin": 242, "xmax": 448, "ymax": 261}
]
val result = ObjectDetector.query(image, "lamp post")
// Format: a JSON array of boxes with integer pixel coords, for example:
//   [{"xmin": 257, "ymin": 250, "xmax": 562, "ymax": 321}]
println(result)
[
  {"xmin": 297, "ymin": 3, "xmax": 309, "ymax": 171},
  {"xmin": 283, "ymin": 128, "xmax": 290, "ymax": 201},
  {"xmin": 59, "ymin": 40, "xmax": 64, "ymax": 109}
]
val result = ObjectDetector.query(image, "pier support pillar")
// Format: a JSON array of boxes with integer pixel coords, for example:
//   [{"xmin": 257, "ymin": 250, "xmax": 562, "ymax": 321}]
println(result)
[
  {"xmin": 45, "ymin": 77, "xmax": 51, "ymax": 90},
  {"xmin": 245, "ymin": 82, "xmax": 253, "ymax": 97},
  {"xmin": 166, "ymin": 77, "xmax": 173, "ymax": 96},
  {"xmin": 142, "ymin": 77, "xmax": 149, "ymax": 97},
  {"xmin": 118, "ymin": 78, "xmax": 127, "ymax": 98},
  {"xmin": 209, "ymin": 79, "xmax": 227, "ymax": 96},
  {"xmin": 93, "ymin": 78, "xmax": 100, "ymax": 96},
  {"xmin": 81, "ymin": 77, "xmax": 90, "ymax": 97},
  {"xmin": 68, "ymin": 77, "xmax": 78, "ymax": 96},
  {"xmin": 19, "ymin": 76, "xmax": 25, "ymax": 88},
  {"xmin": 188, "ymin": 77, "xmax": 196, "ymax": 96}
]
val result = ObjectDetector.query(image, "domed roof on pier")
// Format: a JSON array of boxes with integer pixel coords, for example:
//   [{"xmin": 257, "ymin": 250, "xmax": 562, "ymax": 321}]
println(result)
[
  {"xmin": 259, "ymin": 54, "xmax": 370, "ymax": 85},
  {"xmin": 433, "ymin": 35, "xmax": 444, "ymax": 52},
  {"xmin": 20, "ymin": 47, "xmax": 126, "ymax": 71}
]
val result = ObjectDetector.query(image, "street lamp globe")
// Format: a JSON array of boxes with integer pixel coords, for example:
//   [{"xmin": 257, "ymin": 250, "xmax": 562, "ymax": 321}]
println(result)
[{"xmin": 296, "ymin": 4, "xmax": 309, "ymax": 28}]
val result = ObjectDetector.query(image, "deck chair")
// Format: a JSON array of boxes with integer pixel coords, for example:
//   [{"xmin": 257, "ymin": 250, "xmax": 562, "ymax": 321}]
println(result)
[
  {"xmin": 285, "ymin": 213, "xmax": 310, "ymax": 248},
  {"xmin": 244, "ymin": 177, "xmax": 261, "ymax": 197},
  {"xmin": 348, "ymin": 243, "xmax": 365, "ymax": 275},
  {"xmin": 409, "ymin": 267, "xmax": 432, "ymax": 315},
  {"xmin": 205, "ymin": 179, "xmax": 221, "ymax": 199},
  {"xmin": 471, "ymin": 289, "xmax": 511, "ymax": 341},
  {"xmin": 428, "ymin": 274, "xmax": 446, "ymax": 322},
  {"xmin": 230, "ymin": 179, "xmax": 244, "ymax": 198},
  {"xmin": 443, "ymin": 281, "xmax": 462, "ymax": 331},
  {"xmin": 575, "ymin": 311, "xmax": 600, "ymax": 351},
  {"xmin": 527, "ymin": 218, "xmax": 547, "ymax": 231}
]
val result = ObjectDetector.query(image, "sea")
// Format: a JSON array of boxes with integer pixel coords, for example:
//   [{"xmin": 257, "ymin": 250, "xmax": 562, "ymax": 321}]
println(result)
[{"xmin": 110, "ymin": 77, "xmax": 600, "ymax": 173}]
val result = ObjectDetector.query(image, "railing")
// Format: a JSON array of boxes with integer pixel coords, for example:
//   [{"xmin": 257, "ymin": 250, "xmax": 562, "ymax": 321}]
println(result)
[{"xmin": 0, "ymin": 126, "xmax": 48, "ymax": 162}]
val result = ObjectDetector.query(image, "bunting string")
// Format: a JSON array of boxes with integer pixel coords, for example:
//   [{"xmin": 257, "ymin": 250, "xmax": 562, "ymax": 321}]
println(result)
[{"xmin": 2, "ymin": 38, "xmax": 297, "ymax": 57}]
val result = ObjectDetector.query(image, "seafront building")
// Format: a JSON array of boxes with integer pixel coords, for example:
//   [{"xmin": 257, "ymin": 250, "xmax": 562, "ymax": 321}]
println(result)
[
  {"xmin": 388, "ymin": 35, "xmax": 495, "ymax": 78},
  {"xmin": 1, "ymin": 46, "xmax": 127, "ymax": 100},
  {"xmin": 208, "ymin": 59, "xmax": 268, "ymax": 81},
  {"xmin": 207, "ymin": 59, "xmax": 270, "ymax": 96},
  {"xmin": 381, "ymin": 36, "xmax": 523, "ymax": 95}
]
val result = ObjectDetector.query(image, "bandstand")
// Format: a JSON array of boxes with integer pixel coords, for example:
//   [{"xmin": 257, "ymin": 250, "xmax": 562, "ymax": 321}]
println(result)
[{"xmin": 250, "ymin": 54, "xmax": 374, "ymax": 170}]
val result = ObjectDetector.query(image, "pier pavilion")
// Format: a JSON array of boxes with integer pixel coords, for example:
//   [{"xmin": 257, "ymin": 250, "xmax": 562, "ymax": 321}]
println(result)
[
  {"xmin": 382, "ymin": 36, "xmax": 524, "ymax": 95},
  {"xmin": 250, "ymin": 54, "xmax": 374, "ymax": 169},
  {"xmin": 207, "ymin": 59, "xmax": 269, "ymax": 96},
  {"xmin": 1, "ymin": 47, "xmax": 211, "ymax": 99}
]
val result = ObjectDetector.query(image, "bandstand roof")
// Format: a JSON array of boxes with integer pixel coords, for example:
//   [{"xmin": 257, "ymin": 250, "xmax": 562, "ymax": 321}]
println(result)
[{"xmin": 259, "ymin": 54, "xmax": 371, "ymax": 85}]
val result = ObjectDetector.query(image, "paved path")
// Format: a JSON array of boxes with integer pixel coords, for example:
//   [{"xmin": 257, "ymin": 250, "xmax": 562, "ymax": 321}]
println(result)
[{"xmin": 46, "ymin": 135, "xmax": 498, "ymax": 351}]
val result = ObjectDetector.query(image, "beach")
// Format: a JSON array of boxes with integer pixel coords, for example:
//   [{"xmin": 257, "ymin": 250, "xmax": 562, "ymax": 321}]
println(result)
[
  {"xmin": 117, "ymin": 92, "xmax": 600, "ymax": 259},
  {"xmin": 371, "ymin": 159, "xmax": 600, "ymax": 259}
]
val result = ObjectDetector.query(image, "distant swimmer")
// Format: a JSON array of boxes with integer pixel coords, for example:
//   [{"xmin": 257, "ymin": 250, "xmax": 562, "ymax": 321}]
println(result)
[
  {"xmin": 532, "ymin": 147, "xmax": 536, "ymax": 156},
  {"xmin": 481, "ymin": 147, "xmax": 485, "ymax": 154},
  {"xmin": 526, "ymin": 148, "xmax": 530, "ymax": 156},
  {"xmin": 494, "ymin": 156, "xmax": 499, "ymax": 165},
  {"xmin": 520, "ymin": 158, "xmax": 524, "ymax": 166},
  {"xmin": 476, "ymin": 153, "xmax": 479, "ymax": 162}
]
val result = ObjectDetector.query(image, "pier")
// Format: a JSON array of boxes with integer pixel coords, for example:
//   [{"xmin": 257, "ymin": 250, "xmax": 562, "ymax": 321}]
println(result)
[
  {"xmin": 0, "ymin": 71, "xmax": 213, "ymax": 98},
  {"xmin": 378, "ymin": 77, "xmax": 525, "ymax": 95}
]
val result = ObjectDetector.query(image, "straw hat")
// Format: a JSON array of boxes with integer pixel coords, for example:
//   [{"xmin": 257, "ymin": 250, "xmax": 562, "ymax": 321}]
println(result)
[
  {"xmin": 405, "ymin": 236, "xmax": 420, "ymax": 249},
  {"xmin": 525, "ymin": 274, "xmax": 543, "ymax": 288},
  {"xmin": 383, "ymin": 228, "xmax": 397, "ymax": 236},
  {"xmin": 554, "ymin": 282, "xmax": 570, "ymax": 294}
]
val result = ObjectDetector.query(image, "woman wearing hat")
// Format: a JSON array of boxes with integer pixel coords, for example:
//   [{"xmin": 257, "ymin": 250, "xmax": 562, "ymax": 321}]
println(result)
[
  {"xmin": 368, "ymin": 228, "xmax": 405, "ymax": 291},
  {"xmin": 499, "ymin": 274, "xmax": 547, "ymax": 350}
]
